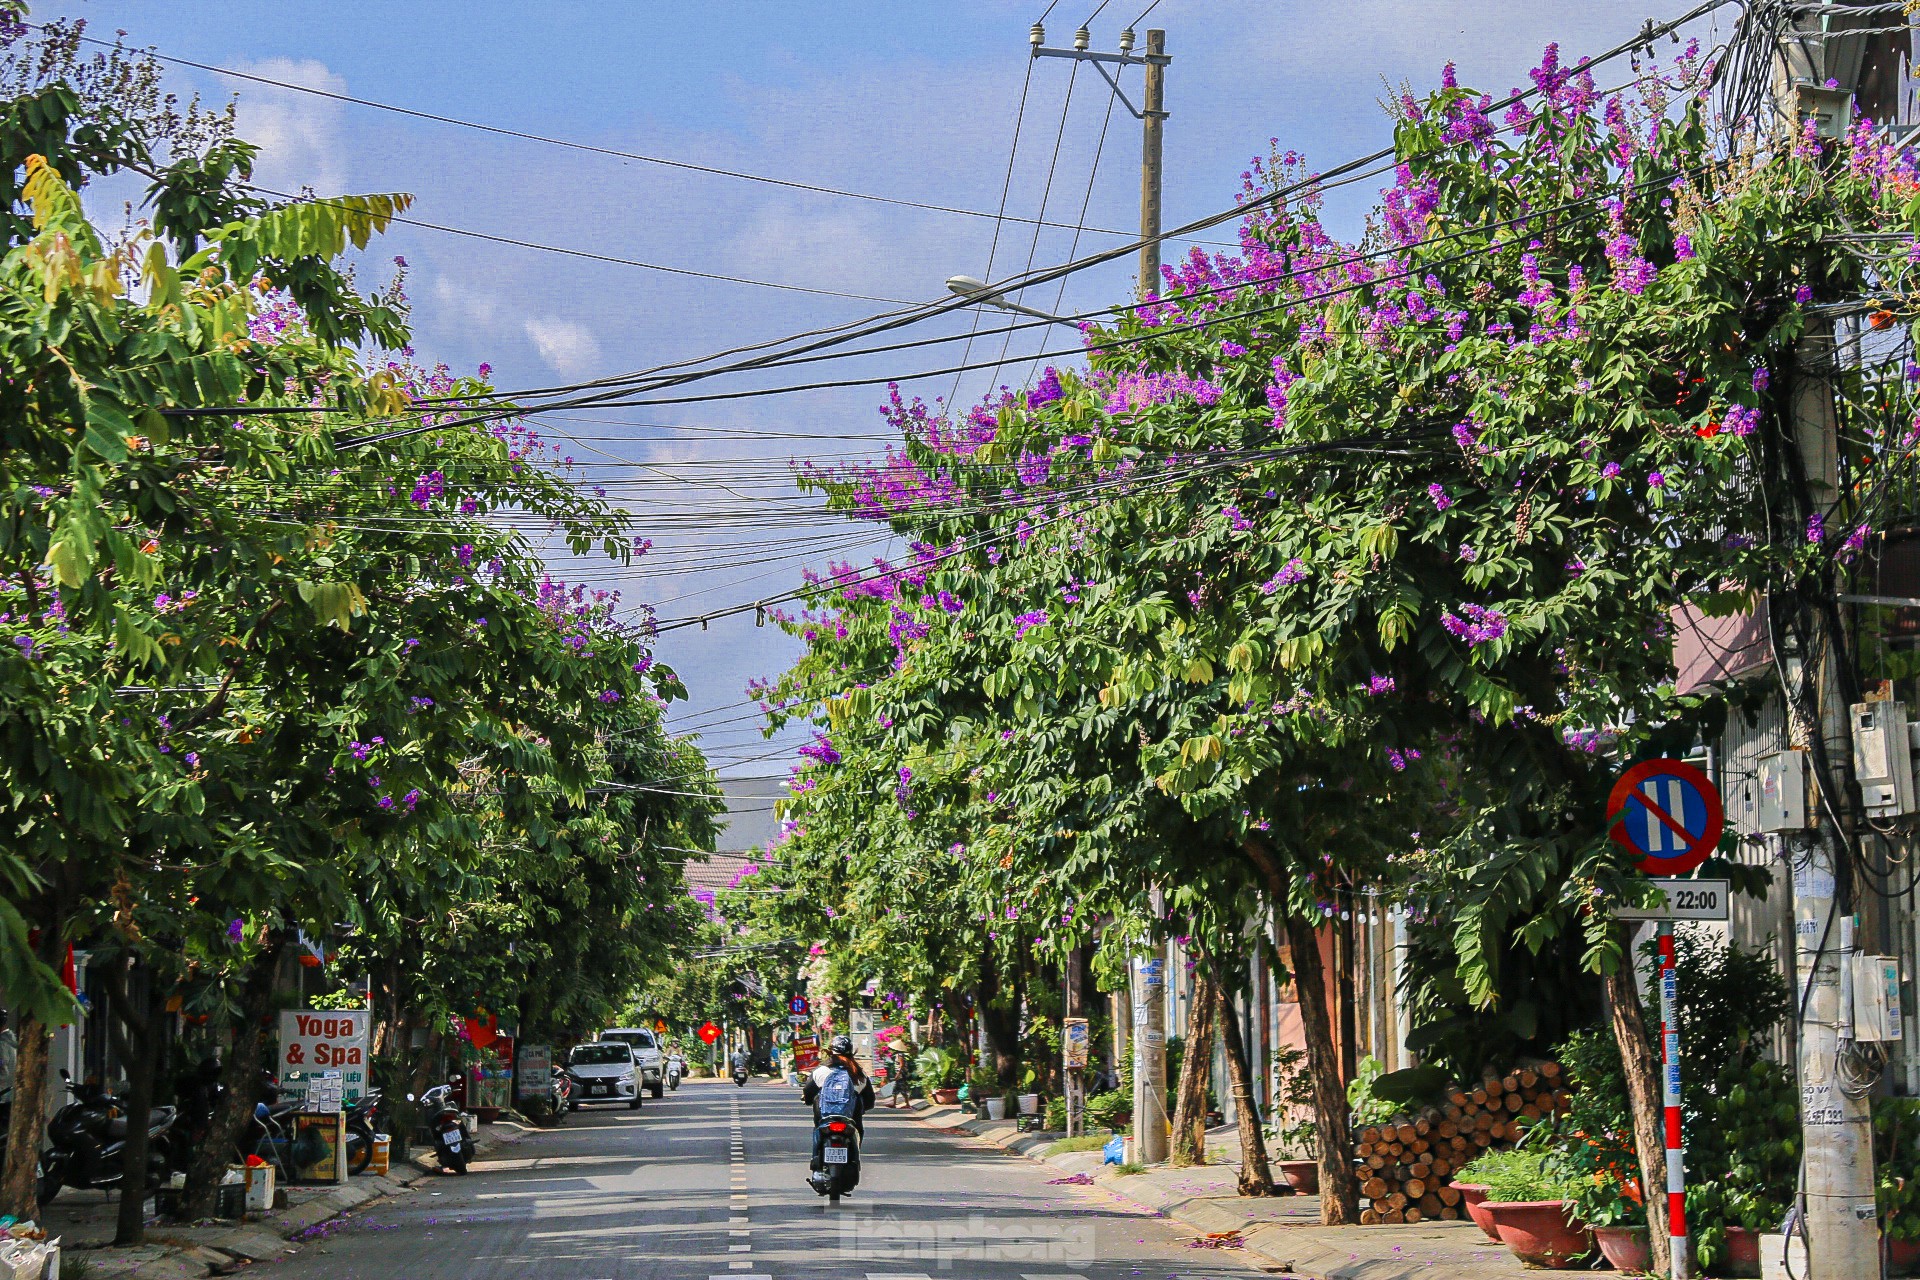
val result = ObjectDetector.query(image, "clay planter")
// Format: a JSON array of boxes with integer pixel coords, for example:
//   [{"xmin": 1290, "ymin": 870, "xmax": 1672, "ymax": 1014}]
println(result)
[
  {"xmin": 1278, "ymin": 1160, "xmax": 1319, "ymax": 1195},
  {"xmin": 1593, "ymin": 1225, "xmax": 1651, "ymax": 1274},
  {"xmin": 1708, "ymin": 1226, "xmax": 1761, "ymax": 1278},
  {"xmin": 931, "ymin": 1087, "xmax": 960, "ymax": 1105},
  {"xmin": 1483, "ymin": 1200, "xmax": 1595, "ymax": 1270},
  {"xmin": 1452, "ymin": 1184, "xmax": 1497, "ymax": 1242},
  {"xmin": 1889, "ymin": 1235, "xmax": 1920, "ymax": 1277}
]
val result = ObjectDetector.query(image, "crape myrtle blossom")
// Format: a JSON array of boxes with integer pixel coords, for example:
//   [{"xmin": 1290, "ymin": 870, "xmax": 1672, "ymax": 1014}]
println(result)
[{"xmin": 1441, "ymin": 604, "xmax": 1508, "ymax": 646}]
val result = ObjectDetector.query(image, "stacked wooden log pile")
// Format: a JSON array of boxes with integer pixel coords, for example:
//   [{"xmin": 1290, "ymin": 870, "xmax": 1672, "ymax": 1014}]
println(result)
[{"xmin": 1354, "ymin": 1062, "xmax": 1569, "ymax": 1225}]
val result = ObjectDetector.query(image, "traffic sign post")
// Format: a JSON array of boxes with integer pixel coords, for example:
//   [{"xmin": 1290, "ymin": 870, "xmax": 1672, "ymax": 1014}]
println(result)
[{"xmin": 1607, "ymin": 758, "xmax": 1725, "ymax": 1280}]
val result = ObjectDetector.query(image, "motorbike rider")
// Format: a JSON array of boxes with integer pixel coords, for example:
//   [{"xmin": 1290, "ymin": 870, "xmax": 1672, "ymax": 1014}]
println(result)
[{"xmin": 801, "ymin": 1035, "xmax": 874, "ymax": 1185}]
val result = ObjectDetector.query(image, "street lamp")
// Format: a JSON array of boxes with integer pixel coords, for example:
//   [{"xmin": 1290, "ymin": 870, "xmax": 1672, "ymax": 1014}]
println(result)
[{"xmin": 945, "ymin": 274, "xmax": 1081, "ymax": 328}]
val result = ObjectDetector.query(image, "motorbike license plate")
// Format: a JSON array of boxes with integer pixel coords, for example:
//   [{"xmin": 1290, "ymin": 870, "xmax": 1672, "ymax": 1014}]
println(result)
[{"xmin": 823, "ymin": 1145, "xmax": 849, "ymax": 1164}]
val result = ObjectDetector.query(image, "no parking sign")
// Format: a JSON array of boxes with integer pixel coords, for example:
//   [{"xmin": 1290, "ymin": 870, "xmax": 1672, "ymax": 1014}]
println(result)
[{"xmin": 1607, "ymin": 758, "xmax": 1724, "ymax": 875}]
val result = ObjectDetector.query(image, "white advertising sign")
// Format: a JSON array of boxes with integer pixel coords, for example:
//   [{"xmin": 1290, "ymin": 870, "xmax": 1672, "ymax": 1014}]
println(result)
[{"xmin": 279, "ymin": 1010, "xmax": 370, "ymax": 1105}]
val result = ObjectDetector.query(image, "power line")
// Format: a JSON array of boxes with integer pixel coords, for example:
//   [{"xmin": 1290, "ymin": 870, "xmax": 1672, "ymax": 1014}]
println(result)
[
  {"xmin": 243, "ymin": 184, "xmax": 918, "ymax": 304},
  {"xmin": 66, "ymin": 24, "xmax": 1177, "ymax": 240}
]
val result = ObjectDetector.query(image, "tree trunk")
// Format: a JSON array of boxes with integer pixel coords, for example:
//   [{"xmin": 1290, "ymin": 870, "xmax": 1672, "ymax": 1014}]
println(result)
[
  {"xmin": 181, "ymin": 935, "xmax": 287, "ymax": 1218},
  {"xmin": 111, "ymin": 965, "xmax": 165, "ymax": 1246},
  {"xmin": 1169, "ymin": 966, "xmax": 1218, "ymax": 1167},
  {"xmin": 978, "ymin": 960, "xmax": 1021, "ymax": 1089},
  {"xmin": 0, "ymin": 1009, "xmax": 53, "ymax": 1221},
  {"xmin": 1282, "ymin": 910, "xmax": 1360, "ymax": 1223},
  {"xmin": 1215, "ymin": 972, "xmax": 1277, "ymax": 1196},
  {"xmin": 1604, "ymin": 923, "xmax": 1671, "ymax": 1279}
]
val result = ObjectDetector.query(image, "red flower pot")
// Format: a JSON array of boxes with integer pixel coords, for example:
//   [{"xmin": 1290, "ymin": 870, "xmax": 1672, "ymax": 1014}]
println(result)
[
  {"xmin": 1889, "ymin": 1235, "xmax": 1920, "ymax": 1277},
  {"xmin": 1483, "ymin": 1200, "xmax": 1594, "ymax": 1269},
  {"xmin": 1278, "ymin": 1160, "xmax": 1318, "ymax": 1194},
  {"xmin": 1452, "ymin": 1183, "xmax": 1497, "ymax": 1242},
  {"xmin": 1593, "ymin": 1225, "xmax": 1651, "ymax": 1273},
  {"xmin": 931, "ymin": 1087, "xmax": 960, "ymax": 1105},
  {"xmin": 1709, "ymin": 1226, "xmax": 1760, "ymax": 1278}
]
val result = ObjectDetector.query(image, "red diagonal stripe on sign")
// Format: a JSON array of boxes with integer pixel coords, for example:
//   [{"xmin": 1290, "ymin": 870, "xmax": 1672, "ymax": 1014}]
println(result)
[{"xmin": 1628, "ymin": 786, "xmax": 1694, "ymax": 845}]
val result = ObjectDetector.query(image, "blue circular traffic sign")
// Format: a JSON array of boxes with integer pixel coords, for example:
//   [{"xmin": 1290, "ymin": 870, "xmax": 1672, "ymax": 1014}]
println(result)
[{"xmin": 1607, "ymin": 758, "xmax": 1724, "ymax": 876}]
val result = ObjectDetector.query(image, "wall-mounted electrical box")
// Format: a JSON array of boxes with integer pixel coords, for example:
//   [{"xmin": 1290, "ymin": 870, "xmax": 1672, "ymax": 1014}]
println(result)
[
  {"xmin": 1756, "ymin": 750, "xmax": 1811, "ymax": 832},
  {"xmin": 1852, "ymin": 954, "xmax": 1904, "ymax": 1042},
  {"xmin": 1852, "ymin": 701, "xmax": 1916, "ymax": 818}
]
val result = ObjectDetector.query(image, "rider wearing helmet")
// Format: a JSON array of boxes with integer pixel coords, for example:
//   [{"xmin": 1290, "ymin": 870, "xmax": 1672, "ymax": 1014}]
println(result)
[{"xmin": 802, "ymin": 1035, "xmax": 875, "ymax": 1184}]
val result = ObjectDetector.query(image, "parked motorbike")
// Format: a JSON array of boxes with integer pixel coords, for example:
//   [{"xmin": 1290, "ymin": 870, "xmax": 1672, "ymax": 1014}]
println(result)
[
  {"xmin": 807, "ymin": 1116, "xmax": 860, "ymax": 1204},
  {"xmin": 342, "ymin": 1088, "xmax": 383, "ymax": 1175},
  {"xmin": 547, "ymin": 1067, "xmax": 573, "ymax": 1124},
  {"xmin": 412, "ymin": 1083, "xmax": 469, "ymax": 1175},
  {"xmin": 38, "ymin": 1071, "xmax": 176, "ymax": 1206}
]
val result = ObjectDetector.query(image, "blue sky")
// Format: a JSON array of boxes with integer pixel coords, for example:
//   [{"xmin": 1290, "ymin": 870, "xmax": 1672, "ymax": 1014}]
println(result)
[{"xmin": 45, "ymin": 0, "xmax": 1728, "ymax": 778}]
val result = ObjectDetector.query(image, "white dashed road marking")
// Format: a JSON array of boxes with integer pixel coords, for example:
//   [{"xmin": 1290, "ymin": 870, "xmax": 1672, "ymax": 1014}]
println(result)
[{"xmin": 727, "ymin": 1092, "xmax": 752, "ymax": 1273}]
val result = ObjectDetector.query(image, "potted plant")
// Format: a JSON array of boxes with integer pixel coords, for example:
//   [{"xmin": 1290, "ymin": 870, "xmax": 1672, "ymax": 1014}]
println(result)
[
  {"xmin": 916, "ymin": 1047, "xmax": 962, "ymax": 1105},
  {"xmin": 1878, "ymin": 1098, "xmax": 1920, "ymax": 1276},
  {"xmin": 967, "ymin": 1064, "xmax": 1004, "ymax": 1120},
  {"xmin": 1453, "ymin": 1149, "xmax": 1535, "ymax": 1244},
  {"xmin": 1687, "ymin": 1056, "xmax": 1798, "ymax": 1278},
  {"xmin": 1551, "ymin": 1029, "xmax": 1651, "ymax": 1272},
  {"xmin": 1266, "ymin": 1046, "xmax": 1319, "ymax": 1194},
  {"xmin": 1476, "ymin": 1146, "xmax": 1594, "ymax": 1269}
]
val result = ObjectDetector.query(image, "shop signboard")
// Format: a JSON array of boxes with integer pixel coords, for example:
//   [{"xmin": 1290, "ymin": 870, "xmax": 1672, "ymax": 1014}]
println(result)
[
  {"xmin": 517, "ymin": 1044, "xmax": 552, "ymax": 1101},
  {"xmin": 278, "ymin": 1010, "xmax": 369, "ymax": 1105}
]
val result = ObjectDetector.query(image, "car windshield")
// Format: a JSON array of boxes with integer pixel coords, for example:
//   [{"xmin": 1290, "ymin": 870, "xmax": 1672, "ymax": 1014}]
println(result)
[
  {"xmin": 569, "ymin": 1044, "xmax": 631, "ymax": 1066},
  {"xmin": 607, "ymin": 1030, "xmax": 655, "ymax": 1049}
]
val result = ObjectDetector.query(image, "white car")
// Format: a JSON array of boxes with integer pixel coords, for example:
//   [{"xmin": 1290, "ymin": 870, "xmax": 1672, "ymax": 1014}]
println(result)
[
  {"xmin": 566, "ymin": 1041, "xmax": 643, "ymax": 1109},
  {"xmin": 599, "ymin": 1028, "xmax": 666, "ymax": 1097}
]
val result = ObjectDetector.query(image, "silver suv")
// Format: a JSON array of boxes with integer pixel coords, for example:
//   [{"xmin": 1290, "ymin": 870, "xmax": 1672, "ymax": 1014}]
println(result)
[{"xmin": 599, "ymin": 1028, "xmax": 665, "ymax": 1097}]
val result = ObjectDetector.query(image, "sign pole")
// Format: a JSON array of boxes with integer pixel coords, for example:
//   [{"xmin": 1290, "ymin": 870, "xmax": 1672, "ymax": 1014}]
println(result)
[{"xmin": 1657, "ymin": 921, "xmax": 1688, "ymax": 1279}]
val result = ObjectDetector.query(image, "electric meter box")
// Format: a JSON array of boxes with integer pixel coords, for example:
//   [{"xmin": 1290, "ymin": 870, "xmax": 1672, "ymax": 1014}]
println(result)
[
  {"xmin": 1851, "ymin": 701, "xmax": 1916, "ymax": 818},
  {"xmin": 1756, "ymin": 750, "xmax": 1811, "ymax": 832},
  {"xmin": 1851, "ymin": 953, "xmax": 1903, "ymax": 1042}
]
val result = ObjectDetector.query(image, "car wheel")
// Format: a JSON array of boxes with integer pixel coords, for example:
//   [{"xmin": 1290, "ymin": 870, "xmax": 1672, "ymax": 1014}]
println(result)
[
  {"xmin": 650, "ymin": 1081, "xmax": 665, "ymax": 1098},
  {"xmin": 628, "ymin": 1095, "xmax": 642, "ymax": 1110}
]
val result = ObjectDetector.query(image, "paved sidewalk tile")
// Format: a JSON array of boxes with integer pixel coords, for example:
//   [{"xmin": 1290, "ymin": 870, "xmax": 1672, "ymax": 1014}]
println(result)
[{"xmin": 905, "ymin": 1100, "xmax": 1537, "ymax": 1280}]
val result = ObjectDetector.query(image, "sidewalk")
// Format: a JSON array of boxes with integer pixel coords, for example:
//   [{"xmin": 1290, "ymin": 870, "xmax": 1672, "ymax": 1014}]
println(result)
[
  {"xmin": 906, "ymin": 1101, "xmax": 1534, "ymax": 1280},
  {"xmin": 41, "ymin": 1119, "xmax": 535, "ymax": 1279}
]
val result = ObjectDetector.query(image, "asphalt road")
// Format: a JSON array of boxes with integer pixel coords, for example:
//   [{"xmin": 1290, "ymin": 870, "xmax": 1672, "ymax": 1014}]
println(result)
[{"xmin": 263, "ymin": 1077, "xmax": 1263, "ymax": 1280}]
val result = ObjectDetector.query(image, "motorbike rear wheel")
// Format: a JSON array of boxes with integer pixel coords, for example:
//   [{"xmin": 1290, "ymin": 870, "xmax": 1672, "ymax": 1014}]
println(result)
[
  {"xmin": 345, "ymin": 1120, "xmax": 375, "ymax": 1175},
  {"xmin": 35, "ymin": 1156, "xmax": 60, "ymax": 1208}
]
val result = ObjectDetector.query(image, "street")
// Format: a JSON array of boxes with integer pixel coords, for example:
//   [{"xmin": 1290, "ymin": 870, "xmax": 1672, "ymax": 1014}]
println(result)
[{"xmin": 266, "ymin": 1081, "xmax": 1256, "ymax": 1280}]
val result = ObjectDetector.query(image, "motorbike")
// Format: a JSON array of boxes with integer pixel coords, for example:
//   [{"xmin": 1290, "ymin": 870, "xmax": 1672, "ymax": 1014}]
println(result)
[
  {"xmin": 732, "ymin": 1064, "xmax": 749, "ymax": 1087},
  {"xmin": 665, "ymin": 1056, "xmax": 684, "ymax": 1091},
  {"xmin": 38, "ymin": 1071, "xmax": 176, "ymax": 1206},
  {"xmin": 342, "ymin": 1088, "xmax": 383, "ymax": 1175},
  {"xmin": 547, "ymin": 1067, "xmax": 573, "ymax": 1124},
  {"xmin": 808, "ymin": 1115, "xmax": 860, "ymax": 1204},
  {"xmin": 411, "ymin": 1082, "xmax": 469, "ymax": 1175}
]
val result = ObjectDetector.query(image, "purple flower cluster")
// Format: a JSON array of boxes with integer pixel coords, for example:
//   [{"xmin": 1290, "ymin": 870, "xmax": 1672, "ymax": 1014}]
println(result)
[
  {"xmin": 1013, "ymin": 609, "xmax": 1049, "ymax": 638},
  {"xmin": 1721, "ymin": 404, "xmax": 1760, "ymax": 437},
  {"xmin": 1028, "ymin": 367, "xmax": 1066, "ymax": 409},
  {"xmin": 1428, "ymin": 483, "xmax": 1453, "ymax": 511},
  {"xmin": 1367, "ymin": 674, "xmax": 1396, "ymax": 695},
  {"xmin": 1260, "ymin": 558, "xmax": 1309, "ymax": 594},
  {"xmin": 1441, "ymin": 603, "xmax": 1508, "ymax": 646},
  {"xmin": 1102, "ymin": 370, "xmax": 1222, "ymax": 415},
  {"xmin": 797, "ymin": 733, "xmax": 841, "ymax": 767},
  {"xmin": 409, "ymin": 470, "xmax": 446, "ymax": 508}
]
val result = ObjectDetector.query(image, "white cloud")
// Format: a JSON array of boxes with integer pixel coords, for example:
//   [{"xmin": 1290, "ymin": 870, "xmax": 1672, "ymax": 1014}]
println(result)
[
  {"xmin": 230, "ymin": 58, "xmax": 351, "ymax": 195},
  {"xmin": 523, "ymin": 316, "xmax": 601, "ymax": 374}
]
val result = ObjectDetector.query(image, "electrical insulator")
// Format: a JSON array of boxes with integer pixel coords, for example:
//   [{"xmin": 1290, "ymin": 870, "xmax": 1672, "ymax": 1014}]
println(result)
[
  {"xmin": 1074, "ymin": 26, "xmax": 1090, "ymax": 50},
  {"xmin": 1119, "ymin": 28, "xmax": 1135, "ymax": 54},
  {"xmin": 1030, "ymin": 22, "xmax": 1045, "ymax": 49}
]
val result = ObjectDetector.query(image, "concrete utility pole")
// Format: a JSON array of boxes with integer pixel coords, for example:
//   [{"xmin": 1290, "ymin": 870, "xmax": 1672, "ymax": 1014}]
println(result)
[
  {"xmin": 1772, "ymin": 6, "xmax": 1886, "ymax": 1274},
  {"xmin": 1027, "ymin": 19, "xmax": 1173, "ymax": 1165},
  {"xmin": 1138, "ymin": 28, "xmax": 1167, "ymax": 299},
  {"xmin": 1028, "ymin": 22, "xmax": 1170, "ymax": 300}
]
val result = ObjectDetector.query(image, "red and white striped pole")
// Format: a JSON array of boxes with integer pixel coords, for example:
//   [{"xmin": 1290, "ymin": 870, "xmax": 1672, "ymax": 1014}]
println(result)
[{"xmin": 1658, "ymin": 921, "xmax": 1688, "ymax": 1278}]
